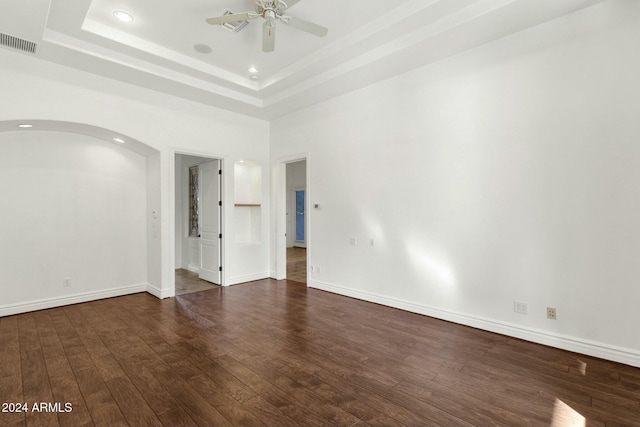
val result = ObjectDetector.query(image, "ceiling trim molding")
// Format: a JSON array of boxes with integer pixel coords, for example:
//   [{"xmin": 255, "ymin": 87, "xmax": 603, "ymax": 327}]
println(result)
[
  {"xmin": 6, "ymin": 0, "xmax": 607, "ymax": 119},
  {"xmin": 43, "ymin": 29, "xmax": 265, "ymax": 107}
]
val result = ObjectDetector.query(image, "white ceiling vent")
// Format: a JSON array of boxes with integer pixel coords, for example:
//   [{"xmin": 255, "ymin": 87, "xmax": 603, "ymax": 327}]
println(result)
[
  {"xmin": 0, "ymin": 32, "xmax": 38, "ymax": 54},
  {"xmin": 220, "ymin": 10, "xmax": 249, "ymax": 33}
]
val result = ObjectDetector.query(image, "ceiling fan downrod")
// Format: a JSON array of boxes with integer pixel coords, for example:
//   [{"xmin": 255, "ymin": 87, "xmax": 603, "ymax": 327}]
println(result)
[{"xmin": 206, "ymin": 0, "xmax": 327, "ymax": 52}]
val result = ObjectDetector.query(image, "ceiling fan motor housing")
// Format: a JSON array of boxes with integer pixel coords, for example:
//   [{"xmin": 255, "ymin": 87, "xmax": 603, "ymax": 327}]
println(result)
[
  {"xmin": 207, "ymin": 0, "xmax": 327, "ymax": 52},
  {"xmin": 254, "ymin": 0, "xmax": 288, "ymax": 17}
]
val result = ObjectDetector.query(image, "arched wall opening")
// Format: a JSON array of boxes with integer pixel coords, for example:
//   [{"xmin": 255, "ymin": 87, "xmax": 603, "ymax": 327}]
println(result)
[{"xmin": 0, "ymin": 120, "xmax": 162, "ymax": 315}]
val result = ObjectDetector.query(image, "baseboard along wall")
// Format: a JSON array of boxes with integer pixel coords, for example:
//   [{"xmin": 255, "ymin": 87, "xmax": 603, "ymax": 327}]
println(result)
[
  {"xmin": 0, "ymin": 284, "xmax": 148, "ymax": 317},
  {"xmin": 308, "ymin": 279, "xmax": 640, "ymax": 368}
]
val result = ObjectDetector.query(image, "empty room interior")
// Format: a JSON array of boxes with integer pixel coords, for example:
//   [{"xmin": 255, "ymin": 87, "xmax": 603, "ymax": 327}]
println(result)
[{"xmin": 1, "ymin": 0, "xmax": 640, "ymax": 425}]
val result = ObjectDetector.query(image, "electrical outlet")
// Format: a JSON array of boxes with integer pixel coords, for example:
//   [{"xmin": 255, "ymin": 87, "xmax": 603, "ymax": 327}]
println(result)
[
  {"xmin": 63, "ymin": 278, "xmax": 71, "ymax": 288},
  {"xmin": 514, "ymin": 301, "xmax": 528, "ymax": 314},
  {"xmin": 316, "ymin": 266, "xmax": 321, "ymax": 274},
  {"xmin": 547, "ymin": 307, "xmax": 557, "ymax": 320}
]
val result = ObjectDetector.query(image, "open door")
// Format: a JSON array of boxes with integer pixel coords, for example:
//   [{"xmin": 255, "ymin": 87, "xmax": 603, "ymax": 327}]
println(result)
[{"xmin": 199, "ymin": 160, "xmax": 221, "ymax": 284}]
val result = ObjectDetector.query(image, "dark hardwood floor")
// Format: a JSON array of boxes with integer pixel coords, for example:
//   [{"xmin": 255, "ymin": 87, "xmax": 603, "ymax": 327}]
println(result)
[
  {"xmin": 286, "ymin": 247, "xmax": 307, "ymax": 284},
  {"xmin": 1, "ymin": 280, "xmax": 639, "ymax": 426}
]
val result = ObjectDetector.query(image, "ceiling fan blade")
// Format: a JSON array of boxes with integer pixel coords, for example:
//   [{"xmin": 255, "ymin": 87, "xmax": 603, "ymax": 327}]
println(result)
[
  {"xmin": 263, "ymin": 21, "xmax": 276, "ymax": 52},
  {"xmin": 206, "ymin": 13, "xmax": 251, "ymax": 25},
  {"xmin": 283, "ymin": 16, "xmax": 328, "ymax": 37}
]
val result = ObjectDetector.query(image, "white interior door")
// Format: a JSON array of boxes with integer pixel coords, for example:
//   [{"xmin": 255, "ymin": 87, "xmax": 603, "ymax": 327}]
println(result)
[{"xmin": 199, "ymin": 160, "xmax": 221, "ymax": 284}]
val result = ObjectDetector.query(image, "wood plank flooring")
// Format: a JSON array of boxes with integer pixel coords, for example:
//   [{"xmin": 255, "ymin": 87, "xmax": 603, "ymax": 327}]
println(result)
[
  {"xmin": 1, "ymin": 280, "xmax": 639, "ymax": 426},
  {"xmin": 175, "ymin": 269, "xmax": 218, "ymax": 296},
  {"xmin": 286, "ymin": 247, "xmax": 307, "ymax": 284}
]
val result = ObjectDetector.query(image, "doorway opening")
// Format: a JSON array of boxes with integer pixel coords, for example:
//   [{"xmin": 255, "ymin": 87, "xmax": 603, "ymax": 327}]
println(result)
[
  {"xmin": 174, "ymin": 154, "xmax": 223, "ymax": 295},
  {"xmin": 286, "ymin": 160, "xmax": 307, "ymax": 284}
]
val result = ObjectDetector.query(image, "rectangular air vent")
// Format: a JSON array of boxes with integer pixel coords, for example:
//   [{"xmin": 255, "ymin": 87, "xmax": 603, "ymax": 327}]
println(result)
[
  {"xmin": 221, "ymin": 10, "xmax": 249, "ymax": 33},
  {"xmin": 0, "ymin": 32, "xmax": 37, "ymax": 54}
]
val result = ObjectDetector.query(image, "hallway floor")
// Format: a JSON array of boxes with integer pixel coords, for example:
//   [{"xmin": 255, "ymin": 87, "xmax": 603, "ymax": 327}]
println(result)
[
  {"xmin": 286, "ymin": 247, "xmax": 307, "ymax": 284},
  {"xmin": 177, "ymin": 247, "xmax": 306, "ymax": 292},
  {"xmin": 175, "ymin": 269, "xmax": 218, "ymax": 295}
]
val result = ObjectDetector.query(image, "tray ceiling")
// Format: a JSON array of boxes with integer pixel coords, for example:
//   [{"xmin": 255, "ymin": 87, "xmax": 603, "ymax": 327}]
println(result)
[{"xmin": 1, "ymin": 0, "xmax": 608, "ymax": 119}]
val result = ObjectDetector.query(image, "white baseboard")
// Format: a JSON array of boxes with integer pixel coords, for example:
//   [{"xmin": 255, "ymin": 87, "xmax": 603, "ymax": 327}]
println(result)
[
  {"xmin": 309, "ymin": 279, "xmax": 640, "ymax": 368},
  {"xmin": 146, "ymin": 284, "xmax": 173, "ymax": 299},
  {"xmin": 186, "ymin": 264, "xmax": 200, "ymax": 273},
  {"xmin": 0, "ymin": 284, "xmax": 147, "ymax": 317},
  {"xmin": 227, "ymin": 272, "xmax": 271, "ymax": 286}
]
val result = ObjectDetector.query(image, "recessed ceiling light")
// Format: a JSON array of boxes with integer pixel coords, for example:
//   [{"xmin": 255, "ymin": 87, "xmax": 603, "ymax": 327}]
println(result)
[
  {"xmin": 250, "ymin": 75, "xmax": 259, "ymax": 81},
  {"xmin": 113, "ymin": 10, "xmax": 134, "ymax": 23},
  {"xmin": 113, "ymin": 137, "xmax": 125, "ymax": 144},
  {"xmin": 17, "ymin": 124, "xmax": 33, "ymax": 128},
  {"xmin": 248, "ymin": 66, "xmax": 259, "ymax": 74}
]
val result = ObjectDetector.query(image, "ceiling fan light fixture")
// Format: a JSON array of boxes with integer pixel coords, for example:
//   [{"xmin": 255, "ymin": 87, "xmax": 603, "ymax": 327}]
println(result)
[
  {"xmin": 206, "ymin": 0, "xmax": 328, "ymax": 52},
  {"xmin": 265, "ymin": 9, "xmax": 276, "ymax": 28},
  {"xmin": 113, "ymin": 10, "xmax": 134, "ymax": 23}
]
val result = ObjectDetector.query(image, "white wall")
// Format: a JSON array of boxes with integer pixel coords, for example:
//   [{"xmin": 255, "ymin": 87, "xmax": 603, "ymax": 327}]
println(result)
[
  {"xmin": 234, "ymin": 162, "xmax": 263, "ymax": 246},
  {"xmin": 0, "ymin": 44, "xmax": 270, "ymax": 305},
  {"xmin": 230, "ymin": 161, "xmax": 270, "ymax": 282},
  {"xmin": 146, "ymin": 151, "xmax": 162, "ymax": 295},
  {"xmin": 271, "ymin": 0, "xmax": 640, "ymax": 366},
  {"xmin": 0, "ymin": 131, "xmax": 148, "ymax": 314},
  {"xmin": 174, "ymin": 154, "xmax": 183, "ymax": 268},
  {"xmin": 234, "ymin": 162, "xmax": 263, "ymax": 205}
]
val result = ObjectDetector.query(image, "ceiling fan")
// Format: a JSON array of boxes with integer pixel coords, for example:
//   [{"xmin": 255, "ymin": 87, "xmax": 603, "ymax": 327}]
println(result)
[{"xmin": 206, "ymin": 0, "xmax": 328, "ymax": 52}]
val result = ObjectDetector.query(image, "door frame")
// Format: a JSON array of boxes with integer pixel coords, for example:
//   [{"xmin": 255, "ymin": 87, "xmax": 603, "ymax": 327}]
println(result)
[
  {"xmin": 170, "ymin": 148, "xmax": 227, "ymax": 295},
  {"xmin": 276, "ymin": 153, "xmax": 310, "ymax": 282}
]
